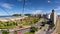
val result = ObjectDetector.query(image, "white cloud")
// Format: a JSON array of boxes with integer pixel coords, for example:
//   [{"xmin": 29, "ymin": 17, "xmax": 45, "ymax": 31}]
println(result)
[
  {"xmin": 48, "ymin": 0, "xmax": 50, "ymax": 3},
  {"xmin": 32, "ymin": 10, "xmax": 52, "ymax": 14},
  {"xmin": 55, "ymin": 6, "xmax": 60, "ymax": 10},
  {"xmin": 33, "ymin": 10, "xmax": 42, "ymax": 14},
  {"xmin": 57, "ymin": 13, "xmax": 60, "ymax": 15},
  {"xmin": 0, "ymin": 3, "xmax": 13, "ymax": 9},
  {"xmin": 54, "ymin": 6, "xmax": 60, "ymax": 15}
]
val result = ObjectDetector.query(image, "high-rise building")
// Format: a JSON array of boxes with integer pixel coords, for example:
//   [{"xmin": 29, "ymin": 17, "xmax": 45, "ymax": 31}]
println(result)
[
  {"xmin": 46, "ymin": 14, "xmax": 50, "ymax": 19},
  {"xmin": 50, "ymin": 9, "xmax": 57, "ymax": 24},
  {"xmin": 42, "ymin": 13, "xmax": 50, "ymax": 19}
]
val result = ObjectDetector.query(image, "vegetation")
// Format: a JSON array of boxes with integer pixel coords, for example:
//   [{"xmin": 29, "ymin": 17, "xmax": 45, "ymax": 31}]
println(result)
[
  {"xmin": 49, "ymin": 22, "xmax": 55, "ymax": 29},
  {"xmin": 41, "ymin": 20, "xmax": 46, "ymax": 26},
  {"xmin": 24, "ymin": 32, "xmax": 34, "ymax": 34},
  {"xmin": 39, "ymin": 26, "xmax": 43, "ymax": 30},
  {"xmin": 2, "ymin": 30, "xmax": 9, "ymax": 34},
  {"xmin": 12, "ymin": 14, "xmax": 21, "ymax": 16},
  {"xmin": 0, "ymin": 16, "xmax": 40, "ymax": 29},
  {"xmin": 14, "ymin": 31, "xmax": 17, "ymax": 34},
  {"xmin": 30, "ymin": 27, "xmax": 38, "ymax": 33},
  {"xmin": 24, "ymin": 14, "xmax": 32, "ymax": 16},
  {"xmin": 24, "ymin": 26, "xmax": 38, "ymax": 34},
  {"xmin": 21, "ymin": 17, "xmax": 40, "ymax": 26},
  {"xmin": 0, "ymin": 21, "xmax": 18, "ymax": 29}
]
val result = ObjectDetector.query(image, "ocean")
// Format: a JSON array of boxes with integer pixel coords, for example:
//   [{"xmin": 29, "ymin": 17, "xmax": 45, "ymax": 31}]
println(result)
[{"xmin": 0, "ymin": 16, "xmax": 21, "ymax": 20}]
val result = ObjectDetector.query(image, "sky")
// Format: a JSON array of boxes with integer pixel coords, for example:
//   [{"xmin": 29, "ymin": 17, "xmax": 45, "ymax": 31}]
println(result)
[{"xmin": 0, "ymin": 0, "xmax": 60, "ymax": 16}]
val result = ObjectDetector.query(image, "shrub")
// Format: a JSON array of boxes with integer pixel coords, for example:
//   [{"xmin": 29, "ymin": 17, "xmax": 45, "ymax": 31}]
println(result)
[
  {"xmin": 2, "ymin": 30, "xmax": 9, "ymax": 34},
  {"xmin": 30, "ymin": 27, "xmax": 38, "ymax": 33}
]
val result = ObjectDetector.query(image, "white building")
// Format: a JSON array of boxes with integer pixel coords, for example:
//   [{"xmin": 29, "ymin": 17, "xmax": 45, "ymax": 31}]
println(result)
[
  {"xmin": 50, "ymin": 9, "xmax": 57, "ymax": 24},
  {"xmin": 46, "ymin": 14, "xmax": 50, "ymax": 19}
]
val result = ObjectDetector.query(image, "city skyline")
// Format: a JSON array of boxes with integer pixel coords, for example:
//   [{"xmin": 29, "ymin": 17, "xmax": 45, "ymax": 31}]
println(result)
[{"xmin": 0, "ymin": 0, "xmax": 60, "ymax": 16}]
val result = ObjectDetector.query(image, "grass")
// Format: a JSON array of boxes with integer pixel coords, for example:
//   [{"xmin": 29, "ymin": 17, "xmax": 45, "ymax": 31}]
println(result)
[
  {"xmin": 24, "ymin": 32, "xmax": 35, "ymax": 34},
  {"xmin": 0, "ymin": 25, "xmax": 16, "ymax": 29},
  {"xmin": 21, "ymin": 17, "xmax": 40, "ymax": 26},
  {"xmin": 1, "ymin": 30, "xmax": 9, "ymax": 34},
  {"xmin": 0, "ymin": 17, "xmax": 40, "ymax": 29}
]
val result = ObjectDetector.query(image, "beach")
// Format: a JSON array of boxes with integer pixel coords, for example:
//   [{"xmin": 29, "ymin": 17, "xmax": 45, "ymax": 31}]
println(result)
[{"xmin": 0, "ymin": 16, "xmax": 23, "ymax": 22}]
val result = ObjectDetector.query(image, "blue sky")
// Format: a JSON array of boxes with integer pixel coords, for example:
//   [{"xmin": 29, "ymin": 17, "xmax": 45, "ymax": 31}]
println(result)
[{"xmin": 0, "ymin": 0, "xmax": 60, "ymax": 16}]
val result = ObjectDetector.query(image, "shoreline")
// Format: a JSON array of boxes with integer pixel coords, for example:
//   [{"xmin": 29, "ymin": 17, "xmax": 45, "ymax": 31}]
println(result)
[{"xmin": 0, "ymin": 16, "xmax": 28, "ymax": 22}]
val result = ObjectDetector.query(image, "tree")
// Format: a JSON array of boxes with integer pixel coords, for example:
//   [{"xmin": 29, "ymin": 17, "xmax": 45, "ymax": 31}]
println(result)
[
  {"xmin": 41, "ymin": 21, "xmax": 46, "ymax": 26},
  {"xmin": 49, "ymin": 22, "xmax": 55, "ymax": 29},
  {"xmin": 12, "ymin": 14, "xmax": 21, "ymax": 16},
  {"xmin": 24, "ymin": 14, "xmax": 31, "ymax": 16},
  {"xmin": 2, "ymin": 30, "xmax": 9, "ymax": 34},
  {"xmin": 41, "ymin": 19, "xmax": 46, "ymax": 26},
  {"xmin": 30, "ymin": 27, "xmax": 38, "ymax": 33}
]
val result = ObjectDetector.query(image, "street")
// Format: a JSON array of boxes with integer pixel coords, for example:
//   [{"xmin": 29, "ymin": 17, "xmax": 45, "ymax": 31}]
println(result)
[
  {"xmin": 35, "ymin": 24, "xmax": 50, "ymax": 34},
  {"xmin": 0, "ymin": 18, "xmax": 55, "ymax": 34},
  {"xmin": 16, "ymin": 18, "xmax": 44, "ymax": 34}
]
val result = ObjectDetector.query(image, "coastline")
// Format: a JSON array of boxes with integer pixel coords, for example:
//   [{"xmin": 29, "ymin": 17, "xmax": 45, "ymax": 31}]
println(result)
[
  {"xmin": 0, "ymin": 16, "xmax": 28, "ymax": 22},
  {"xmin": 0, "ymin": 16, "xmax": 22, "ymax": 22}
]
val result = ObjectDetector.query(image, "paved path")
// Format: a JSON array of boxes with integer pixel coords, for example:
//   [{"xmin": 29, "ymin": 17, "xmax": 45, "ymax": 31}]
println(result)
[
  {"xmin": 0, "ymin": 18, "xmax": 45, "ymax": 34},
  {"xmin": 17, "ymin": 18, "xmax": 44, "ymax": 34},
  {"xmin": 35, "ymin": 24, "xmax": 50, "ymax": 34}
]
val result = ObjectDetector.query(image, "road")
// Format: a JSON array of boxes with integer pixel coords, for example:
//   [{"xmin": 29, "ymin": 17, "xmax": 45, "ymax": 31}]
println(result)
[
  {"xmin": 32, "ymin": 18, "xmax": 44, "ymax": 28},
  {"xmin": 18, "ymin": 18, "xmax": 57, "ymax": 34},
  {"xmin": 15, "ymin": 18, "xmax": 44, "ymax": 34},
  {"xmin": 11, "ymin": 18, "xmax": 50, "ymax": 34},
  {"xmin": 0, "ymin": 18, "xmax": 50, "ymax": 34},
  {"xmin": 35, "ymin": 18, "xmax": 55, "ymax": 34},
  {"xmin": 35, "ymin": 24, "xmax": 50, "ymax": 34}
]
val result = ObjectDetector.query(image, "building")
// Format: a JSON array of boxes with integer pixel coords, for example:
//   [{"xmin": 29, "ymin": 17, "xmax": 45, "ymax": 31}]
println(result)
[
  {"xmin": 43, "ymin": 14, "xmax": 46, "ymax": 18},
  {"xmin": 50, "ymin": 9, "xmax": 57, "ymax": 24},
  {"xmin": 46, "ymin": 14, "xmax": 50, "ymax": 19},
  {"xmin": 42, "ymin": 14, "xmax": 50, "ymax": 19}
]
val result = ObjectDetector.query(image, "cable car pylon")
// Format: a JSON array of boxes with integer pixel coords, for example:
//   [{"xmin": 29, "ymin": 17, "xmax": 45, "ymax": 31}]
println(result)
[{"xmin": 22, "ymin": 0, "xmax": 25, "ymax": 16}]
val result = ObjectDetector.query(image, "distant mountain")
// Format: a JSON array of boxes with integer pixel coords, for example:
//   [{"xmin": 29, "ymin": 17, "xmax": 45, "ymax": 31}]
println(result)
[
  {"xmin": 12, "ymin": 14, "xmax": 32, "ymax": 16},
  {"xmin": 12, "ymin": 14, "xmax": 21, "ymax": 16}
]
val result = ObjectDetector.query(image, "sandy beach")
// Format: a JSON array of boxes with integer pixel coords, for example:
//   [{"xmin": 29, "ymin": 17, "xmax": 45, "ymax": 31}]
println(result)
[{"xmin": 0, "ymin": 16, "xmax": 28, "ymax": 22}]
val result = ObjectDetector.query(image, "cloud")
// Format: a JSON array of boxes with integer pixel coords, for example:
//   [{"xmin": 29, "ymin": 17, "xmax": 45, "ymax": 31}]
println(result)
[
  {"xmin": 0, "ymin": 3, "xmax": 13, "ymax": 9},
  {"xmin": 55, "ymin": 6, "xmax": 60, "ymax": 10},
  {"xmin": 54, "ymin": 6, "xmax": 60, "ymax": 15},
  {"xmin": 48, "ymin": 0, "xmax": 50, "ymax": 3},
  {"xmin": 33, "ymin": 10, "xmax": 42, "ymax": 14},
  {"xmin": 32, "ymin": 9, "xmax": 52, "ymax": 14},
  {"xmin": 57, "ymin": 13, "xmax": 60, "ymax": 15}
]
